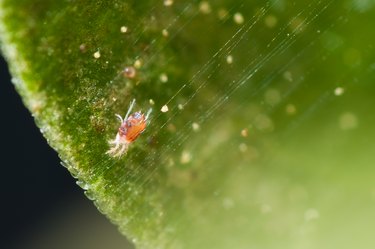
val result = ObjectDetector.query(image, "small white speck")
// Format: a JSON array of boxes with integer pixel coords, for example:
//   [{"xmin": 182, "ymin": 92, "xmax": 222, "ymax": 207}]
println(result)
[
  {"xmin": 134, "ymin": 59, "xmax": 142, "ymax": 69},
  {"xmin": 120, "ymin": 26, "xmax": 128, "ymax": 33},
  {"xmin": 199, "ymin": 1, "xmax": 211, "ymax": 14},
  {"xmin": 192, "ymin": 122, "xmax": 200, "ymax": 132},
  {"xmin": 159, "ymin": 73, "xmax": 168, "ymax": 83},
  {"xmin": 180, "ymin": 150, "xmax": 192, "ymax": 164},
  {"xmin": 79, "ymin": 44, "xmax": 86, "ymax": 52},
  {"xmin": 93, "ymin": 51, "xmax": 101, "ymax": 59},
  {"xmin": 178, "ymin": 104, "xmax": 184, "ymax": 110},
  {"xmin": 226, "ymin": 55, "xmax": 233, "ymax": 64},
  {"xmin": 164, "ymin": 0, "xmax": 173, "ymax": 7},
  {"xmin": 162, "ymin": 29, "xmax": 169, "ymax": 37},
  {"xmin": 161, "ymin": 105, "xmax": 169, "ymax": 112},
  {"xmin": 334, "ymin": 87, "xmax": 345, "ymax": 96},
  {"xmin": 149, "ymin": 99, "xmax": 155, "ymax": 105},
  {"xmin": 241, "ymin": 128, "xmax": 248, "ymax": 137},
  {"xmin": 233, "ymin": 12, "xmax": 244, "ymax": 25}
]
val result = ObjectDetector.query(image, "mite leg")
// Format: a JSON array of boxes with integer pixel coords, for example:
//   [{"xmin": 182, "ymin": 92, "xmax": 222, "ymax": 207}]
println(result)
[
  {"xmin": 116, "ymin": 143, "xmax": 129, "ymax": 157},
  {"xmin": 145, "ymin": 108, "xmax": 153, "ymax": 121},
  {"xmin": 115, "ymin": 114, "xmax": 123, "ymax": 123},
  {"xmin": 106, "ymin": 135, "xmax": 121, "ymax": 155},
  {"xmin": 106, "ymin": 145, "xmax": 118, "ymax": 156},
  {"xmin": 124, "ymin": 99, "xmax": 136, "ymax": 121}
]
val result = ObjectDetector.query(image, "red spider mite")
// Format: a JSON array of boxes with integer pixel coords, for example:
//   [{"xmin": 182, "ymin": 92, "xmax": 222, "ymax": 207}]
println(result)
[{"xmin": 107, "ymin": 99, "xmax": 152, "ymax": 157}]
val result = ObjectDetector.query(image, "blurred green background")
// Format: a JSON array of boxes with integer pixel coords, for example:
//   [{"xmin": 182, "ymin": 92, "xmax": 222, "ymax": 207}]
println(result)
[{"xmin": 1, "ymin": 0, "xmax": 375, "ymax": 248}]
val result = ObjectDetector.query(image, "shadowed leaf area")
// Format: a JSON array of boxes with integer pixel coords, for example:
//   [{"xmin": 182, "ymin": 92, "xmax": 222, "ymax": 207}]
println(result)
[{"xmin": 1, "ymin": 0, "xmax": 375, "ymax": 248}]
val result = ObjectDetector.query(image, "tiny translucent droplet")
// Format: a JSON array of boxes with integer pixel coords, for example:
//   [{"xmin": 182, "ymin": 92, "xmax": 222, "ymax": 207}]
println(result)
[
  {"xmin": 241, "ymin": 128, "xmax": 248, "ymax": 137},
  {"xmin": 339, "ymin": 112, "xmax": 358, "ymax": 130},
  {"xmin": 192, "ymin": 122, "xmax": 200, "ymax": 132},
  {"xmin": 334, "ymin": 87, "xmax": 345, "ymax": 96},
  {"xmin": 286, "ymin": 104, "xmax": 297, "ymax": 115},
  {"xmin": 283, "ymin": 71, "xmax": 293, "ymax": 82},
  {"xmin": 226, "ymin": 55, "xmax": 233, "ymax": 64},
  {"xmin": 134, "ymin": 59, "xmax": 142, "ymax": 69},
  {"xmin": 264, "ymin": 88, "xmax": 281, "ymax": 106},
  {"xmin": 239, "ymin": 143, "xmax": 248, "ymax": 152},
  {"xmin": 159, "ymin": 73, "xmax": 168, "ymax": 83},
  {"xmin": 254, "ymin": 114, "xmax": 274, "ymax": 132},
  {"xmin": 264, "ymin": 15, "xmax": 278, "ymax": 28},
  {"xmin": 162, "ymin": 29, "xmax": 169, "ymax": 37},
  {"xmin": 123, "ymin": 66, "xmax": 136, "ymax": 78},
  {"xmin": 199, "ymin": 1, "xmax": 211, "ymax": 14},
  {"xmin": 93, "ymin": 51, "xmax": 101, "ymax": 59},
  {"xmin": 161, "ymin": 105, "xmax": 169, "ymax": 112},
  {"xmin": 149, "ymin": 99, "xmax": 155, "ymax": 105},
  {"xmin": 217, "ymin": 8, "xmax": 229, "ymax": 20},
  {"xmin": 233, "ymin": 12, "xmax": 244, "ymax": 25},
  {"xmin": 120, "ymin": 26, "xmax": 129, "ymax": 33},
  {"xmin": 79, "ymin": 44, "xmax": 86, "ymax": 52},
  {"xmin": 180, "ymin": 150, "xmax": 192, "ymax": 164},
  {"xmin": 164, "ymin": 0, "xmax": 173, "ymax": 7}
]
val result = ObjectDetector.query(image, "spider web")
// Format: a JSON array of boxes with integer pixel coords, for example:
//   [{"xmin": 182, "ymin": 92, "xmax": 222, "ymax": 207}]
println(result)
[{"xmin": 102, "ymin": 0, "xmax": 375, "ymax": 248}]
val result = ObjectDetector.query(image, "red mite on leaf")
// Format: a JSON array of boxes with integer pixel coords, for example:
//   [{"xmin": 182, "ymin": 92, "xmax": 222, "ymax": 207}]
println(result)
[{"xmin": 107, "ymin": 99, "xmax": 152, "ymax": 157}]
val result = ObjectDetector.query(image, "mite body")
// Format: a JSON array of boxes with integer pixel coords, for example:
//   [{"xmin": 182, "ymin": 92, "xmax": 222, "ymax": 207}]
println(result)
[{"xmin": 107, "ymin": 99, "xmax": 152, "ymax": 157}]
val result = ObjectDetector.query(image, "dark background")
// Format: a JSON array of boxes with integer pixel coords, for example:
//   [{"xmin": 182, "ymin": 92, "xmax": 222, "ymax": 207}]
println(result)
[{"xmin": 1, "ymin": 55, "xmax": 131, "ymax": 249}]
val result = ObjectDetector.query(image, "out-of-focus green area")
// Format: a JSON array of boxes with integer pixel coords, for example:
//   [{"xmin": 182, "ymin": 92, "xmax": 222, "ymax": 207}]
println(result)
[{"xmin": 1, "ymin": 0, "xmax": 374, "ymax": 248}]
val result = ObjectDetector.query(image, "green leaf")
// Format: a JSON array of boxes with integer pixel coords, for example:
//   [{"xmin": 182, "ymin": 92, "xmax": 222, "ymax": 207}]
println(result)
[{"xmin": 2, "ymin": 0, "xmax": 375, "ymax": 248}]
